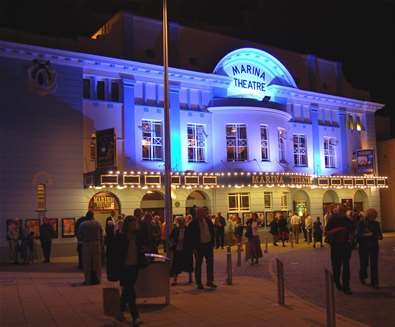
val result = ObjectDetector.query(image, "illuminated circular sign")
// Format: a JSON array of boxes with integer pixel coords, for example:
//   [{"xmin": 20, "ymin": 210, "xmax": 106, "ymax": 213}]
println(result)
[{"xmin": 214, "ymin": 48, "xmax": 297, "ymax": 100}]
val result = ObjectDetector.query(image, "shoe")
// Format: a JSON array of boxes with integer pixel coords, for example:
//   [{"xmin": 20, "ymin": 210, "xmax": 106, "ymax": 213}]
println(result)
[
  {"xmin": 196, "ymin": 283, "xmax": 204, "ymax": 290},
  {"xmin": 372, "ymin": 284, "xmax": 380, "ymax": 289},
  {"xmin": 133, "ymin": 318, "xmax": 143, "ymax": 326},
  {"xmin": 359, "ymin": 277, "xmax": 366, "ymax": 285},
  {"xmin": 207, "ymin": 282, "xmax": 217, "ymax": 289},
  {"xmin": 273, "ymin": 243, "xmax": 278, "ymax": 246},
  {"xmin": 313, "ymin": 244, "xmax": 316, "ymax": 248},
  {"xmin": 335, "ymin": 283, "xmax": 343, "ymax": 291},
  {"xmin": 343, "ymin": 288, "xmax": 352, "ymax": 295}
]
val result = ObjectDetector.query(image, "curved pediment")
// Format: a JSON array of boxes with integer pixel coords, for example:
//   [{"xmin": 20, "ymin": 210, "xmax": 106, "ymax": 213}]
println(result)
[{"xmin": 214, "ymin": 48, "xmax": 297, "ymax": 100}]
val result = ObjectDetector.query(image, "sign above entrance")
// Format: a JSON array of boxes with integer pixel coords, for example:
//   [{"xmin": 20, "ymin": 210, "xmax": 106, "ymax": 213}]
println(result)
[
  {"xmin": 89, "ymin": 191, "xmax": 120, "ymax": 212},
  {"xmin": 213, "ymin": 48, "xmax": 297, "ymax": 100}
]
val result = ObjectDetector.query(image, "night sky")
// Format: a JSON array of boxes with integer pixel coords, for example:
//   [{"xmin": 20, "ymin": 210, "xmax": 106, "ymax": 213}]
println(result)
[{"xmin": 1, "ymin": 0, "xmax": 394, "ymax": 131}]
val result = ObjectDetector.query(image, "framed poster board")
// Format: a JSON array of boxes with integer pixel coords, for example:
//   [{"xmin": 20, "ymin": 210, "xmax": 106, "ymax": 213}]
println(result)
[
  {"xmin": 355, "ymin": 149, "xmax": 375, "ymax": 175},
  {"xmin": 25, "ymin": 219, "xmax": 40, "ymax": 239},
  {"xmin": 96, "ymin": 128, "xmax": 116, "ymax": 170},
  {"xmin": 47, "ymin": 218, "xmax": 59, "ymax": 239},
  {"xmin": 6, "ymin": 219, "xmax": 21, "ymax": 240},
  {"xmin": 61, "ymin": 218, "xmax": 76, "ymax": 238}
]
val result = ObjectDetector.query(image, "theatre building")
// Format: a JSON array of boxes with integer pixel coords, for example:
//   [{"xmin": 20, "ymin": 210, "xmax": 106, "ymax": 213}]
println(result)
[{"xmin": 0, "ymin": 12, "xmax": 388, "ymax": 259}]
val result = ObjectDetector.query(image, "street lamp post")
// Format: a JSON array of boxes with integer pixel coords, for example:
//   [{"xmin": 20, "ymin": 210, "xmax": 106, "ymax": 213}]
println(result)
[{"xmin": 162, "ymin": 0, "xmax": 172, "ymax": 256}]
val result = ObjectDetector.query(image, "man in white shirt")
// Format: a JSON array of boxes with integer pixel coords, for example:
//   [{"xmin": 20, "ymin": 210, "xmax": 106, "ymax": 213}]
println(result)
[{"xmin": 290, "ymin": 213, "xmax": 301, "ymax": 244}]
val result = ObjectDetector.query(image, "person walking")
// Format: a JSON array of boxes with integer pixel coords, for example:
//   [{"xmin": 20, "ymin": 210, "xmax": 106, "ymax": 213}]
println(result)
[
  {"xmin": 7, "ymin": 219, "xmax": 20, "ymax": 264},
  {"xmin": 313, "ymin": 217, "xmax": 323, "ymax": 248},
  {"xmin": 78, "ymin": 211, "xmax": 103, "ymax": 285},
  {"xmin": 290, "ymin": 213, "xmax": 301, "ymax": 244},
  {"xmin": 234, "ymin": 216, "xmax": 244, "ymax": 249},
  {"xmin": 278, "ymin": 214, "xmax": 289, "ymax": 247},
  {"xmin": 270, "ymin": 216, "xmax": 279, "ymax": 246},
  {"xmin": 188, "ymin": 207, "xmax": 216, "ymax": 290},
  {"xmin": 245, "ymin": 213, "xmax": 263, "ymax": 265},
  {"xmin": 75, "ymin": 215, "xmax": 89, "ymax": 269},
  {"xmin": 325, "ymin": 205, "xmax": 353, "ymax": 295},
  {"xmin": 305, "ymin": 214, "xmax": 313, "ymax": 244},
  {"xmin": 39, "ymin": 217, "xmax": 55, "ymax": 263},
  {"xmin": 170, "ymin": 216, "xmax": 193, "ymax": 285},
  {"xmin": 357, "ymin": 208, "xmax": 383, "ymax": 289},
  {"xmin": 214, "ymin": 212, "xmax": 226, "ymax": 249},
  {"xmin": 108, "ymin": 215, "xmax": 146, "ymax": 327}
]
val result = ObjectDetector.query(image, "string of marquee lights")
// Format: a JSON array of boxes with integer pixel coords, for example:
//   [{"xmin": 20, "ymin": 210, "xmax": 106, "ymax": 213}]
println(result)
[{"xmin": 86, "ymin": 170, "xmax": 388, "ymax": 190}]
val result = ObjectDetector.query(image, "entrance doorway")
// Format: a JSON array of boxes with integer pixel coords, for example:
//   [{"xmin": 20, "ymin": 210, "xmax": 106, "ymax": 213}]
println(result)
[
  {"xmin": 88, "ymin": 191, "xmax": 121, "ymax": 227},
  {"xmin": 354, "ymin": 189, "xmax": 368, "ymax": 212},
  {"xmin": 140, "ymin": 191, "xmax": 165, "ymax": 218},
  {"xmin": 293, "ymin": 190, "xmax": 310, "ymax": 217},
  {"xmin": 322, "ymin": 190, "xmax": 340, "ymax": 215},
  {"xmin": 185, "ymin": 190, "xmax": 209, "ymax": 216}
]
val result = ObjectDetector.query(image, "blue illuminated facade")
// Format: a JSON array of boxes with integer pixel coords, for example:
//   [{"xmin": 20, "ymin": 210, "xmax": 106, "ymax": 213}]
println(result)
[{"xmin": 0, "ymin": 13, "xmax": 389, "ymax": 259}]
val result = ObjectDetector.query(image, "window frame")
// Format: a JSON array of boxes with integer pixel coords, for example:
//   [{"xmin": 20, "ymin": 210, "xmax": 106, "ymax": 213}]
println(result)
[
  {"xmin": 260, "ymin": 124, "xmax": 270, "ymax": 161},
  {"xmin": 228, "ymin": 192, "xmax": 250, "ymax": 212},
  {"xmin": 293, "ymin": 134, "xmax": 308, "ymax": 167},
  {"xmin": 141, "ymin": 119, "xmax": 163, "ymax": 161},
  {"xmin": 323, "ymin": 137, "xmax": 337, "ymax": 168},
  {"xmin": 226, "ymin": 123, "xmax": 248, "ymax": 162},
  {"xmin": 264, "ymin": 191, "xmax": 273, "ymax": 210},
  {"xmin": 187, "ymin": 123, "xmax": 207, "ymax": 162}
]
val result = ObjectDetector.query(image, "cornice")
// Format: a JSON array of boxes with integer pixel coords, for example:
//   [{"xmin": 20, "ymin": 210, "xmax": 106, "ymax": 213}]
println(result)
[
  {"xmin": 0, "ymin": 40, "xmax": 230, "ymax": 89},
  {"xmin": 268, "ymin": 85, "xmax": 384, "ymax": 113}
]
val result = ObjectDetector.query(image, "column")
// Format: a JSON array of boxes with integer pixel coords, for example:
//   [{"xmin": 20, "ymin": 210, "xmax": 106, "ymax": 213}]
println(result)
[
  {"xmin": 338, "ymin": 109, "xmax": 348, "ymax": 173},
  {"xmin": 122, "ymin": 78, "xmax": 136, "ymax": 166},
  {"xmin": 310, "ymin": 105, "xmax": 321, "ymax": 175},
  {"xmin": 169, "ymin": 82, "xmax": 182, "ymax": 171}
]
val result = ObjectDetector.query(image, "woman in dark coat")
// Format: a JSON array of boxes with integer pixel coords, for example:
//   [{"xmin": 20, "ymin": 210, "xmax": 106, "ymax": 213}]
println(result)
[
  {"xmin": 107, "ymin": 215, "xmax": 148, "ymax": 327},
  {"xmin": 170, "ymin": 216, "xmax": 193, "ymax": 285},
  {"xmin": 245, "ymin": 213, "xmax": 263, "ymax": 265},
  {"xmin": 270, "ymin": 216, "xmax": 279, "ymax": 246},
  {"xmin": 278, "ymin": 214, "xmax": 289, "ymax": 247}
]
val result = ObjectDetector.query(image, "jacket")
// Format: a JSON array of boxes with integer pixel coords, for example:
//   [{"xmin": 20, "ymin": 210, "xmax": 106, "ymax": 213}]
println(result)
[
  {"xmin": 357, "ymin": 219, "xmax": 383, "ymax": 247},
  {"xmin": 325, "ymin": 214, "xmax": 353, "ymax": 245},
  {"xmin": 188, "ymin": 217, "xmax": 215, "ymax": 250},
  {"xmin": 39, "ymin": 223, "xmax": 55, "ymax": 242},
  {"xmin": 106, "ymin": 230, "xmax": 147, "ymax": 282}
]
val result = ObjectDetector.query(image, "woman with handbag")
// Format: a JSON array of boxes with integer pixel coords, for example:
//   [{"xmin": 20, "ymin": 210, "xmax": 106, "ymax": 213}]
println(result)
[{"xmin": 108, "ymin": 215, "xmax": 148, "ymax": 327}]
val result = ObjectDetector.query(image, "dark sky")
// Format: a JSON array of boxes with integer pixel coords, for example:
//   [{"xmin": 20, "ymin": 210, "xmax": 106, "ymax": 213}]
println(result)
[{"xmin": 1, "ymin": 0, "xmax": 394, "ymax": 117}]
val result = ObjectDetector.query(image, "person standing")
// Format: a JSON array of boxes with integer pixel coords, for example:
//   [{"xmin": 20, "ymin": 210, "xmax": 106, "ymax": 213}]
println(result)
[
  {"xmin": 270, "ymin": 216, "xmax": 279, "ymax": 246},
  {"xmin": 325, "ymin": 205, "xmax": 353, "ymax": 295},
  {"xmin": 7, "ymin": 219, "xmax": 20, "ymax": 264},
  {"xmin": 301, "ymin": 214, "xmax": 308, "ymax": 242},
  {"xmin": 357, "ymin": 208, "xmax": 383, "ymax": 289},
  {"xmin": 78, "ymin": 211, "xmax": 103, "ymax": 285},
  {"xmin": 170, "ymin": 217, "xmax": 193, "ymax": 285},
  {"xmin": 151, "ymin": 215, "xmax": 162, "ymax": 254},
  {"xmin": 234, "ymin": 216, "xmax": 244, "ymax": 248},
  {"xmin": 104, "ymin": 216, "xmax": 115, "ymax": 265},
  {"xmin": 313, "ymin": 217, "xmax": 323, "ymax": 248},
  {"xmin": 75, "ymin": 215, "xmax": 89, "ymax": 269},
  {"xmin": 305, "ymin": 214, "xmax": 313, "ymax": 244},
  {"xmin": 139, "ymin": 212, "xmax": 156, "ymax": 253},
  {"xmin": 188, "ymin": 207, "xmax": 216, "ymax": 290},
  {"xmin": 108, "ymin": 215, "xmax": 145, "ymax": 327},
  {"xmin": 278, "ymin": 214, "xmax": 288, "ymax": 247},
  {"xmin": 245, "ymin": 214, "xmax": 263, "ymax": 265},
  {"xmin": 39, "ymin": 218, "xmax": 55, "ymax": 263},
  {"xmin": 290, "ymin": 213, "xmax": 301, "ymax": 244},
  {"xmin": 214, "ymin": 212, "xmax": 226, "ymax": 249}
]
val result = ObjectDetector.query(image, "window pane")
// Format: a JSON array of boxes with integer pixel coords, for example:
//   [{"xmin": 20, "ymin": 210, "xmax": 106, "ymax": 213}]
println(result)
[
  {"xmin": 83, "ymin": 79, "xmax": 91, "ymax": 98},
  {"xmin": 111, "ymin": 82, "xmax": 120, "ymax": 102},
  {"xmin": 97, "ymin": 81, "xmax": 105, "ymax": 100}
]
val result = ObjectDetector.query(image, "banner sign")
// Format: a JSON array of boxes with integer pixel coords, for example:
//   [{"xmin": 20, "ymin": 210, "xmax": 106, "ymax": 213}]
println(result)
[
  {"xmin": 96, "ymin": 128, "xmax": 116, "ymax": 170},
  {"xmin": 251, "ymin": 174, "xmax": 311, "ymax": 186},
  {"xmin": 356, "ymin": 149, "xmax": 375, "ymax": 174}
]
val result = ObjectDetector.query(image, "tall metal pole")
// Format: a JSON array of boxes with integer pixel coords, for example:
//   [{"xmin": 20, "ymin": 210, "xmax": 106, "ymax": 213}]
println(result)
[{"xmin": 162, "ymin": 0, "xmax": 172, "ymax": 257}]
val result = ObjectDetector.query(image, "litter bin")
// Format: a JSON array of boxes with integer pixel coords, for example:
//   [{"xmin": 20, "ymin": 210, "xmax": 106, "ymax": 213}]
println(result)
[{"xmin": 135, "ymin": 254, "xmax": 171, "ymax": 305}]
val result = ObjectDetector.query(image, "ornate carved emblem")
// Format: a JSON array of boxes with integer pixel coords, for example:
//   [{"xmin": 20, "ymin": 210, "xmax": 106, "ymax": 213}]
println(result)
[{"xmin": 27, "ymin": 59, "xmax": 57, "ymax": 95}]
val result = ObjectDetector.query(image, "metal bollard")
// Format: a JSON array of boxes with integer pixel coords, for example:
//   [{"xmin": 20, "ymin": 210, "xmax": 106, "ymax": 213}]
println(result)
[
  {"xmin": 226, "ymin": 246, "xmax": 233, "ymax": 285},
  {"xmin": 276, "ymin": 258, "xmax": 285, "ymax": 305},
  {"xmin": 237, "ymin": 244, "xmax": 242, "ymax": 267},
  {"xmin": 325, "ymin": 269, "xmax": 336, "ymax": 327}
]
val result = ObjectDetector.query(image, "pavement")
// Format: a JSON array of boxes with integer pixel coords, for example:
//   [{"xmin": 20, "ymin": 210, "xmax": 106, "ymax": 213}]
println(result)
[{"xmin": 2, "ymin": 235, "xmax": 394, "ymax": 327}]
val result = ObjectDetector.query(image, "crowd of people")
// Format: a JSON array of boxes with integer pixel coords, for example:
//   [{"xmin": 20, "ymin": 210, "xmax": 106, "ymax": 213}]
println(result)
[{"xmin": 7, "ymin": 217, "xmax": 56, "ymax": 264}]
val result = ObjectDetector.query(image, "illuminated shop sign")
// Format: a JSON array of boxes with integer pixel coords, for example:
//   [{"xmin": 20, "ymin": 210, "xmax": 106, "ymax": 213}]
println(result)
[
  {"xmin": 251, "ymin": 174, "xmax": 311, "ymax": 186},
  {"xmin": 213, "ymin": 48, "xmax": 297, "ymax": 101}
]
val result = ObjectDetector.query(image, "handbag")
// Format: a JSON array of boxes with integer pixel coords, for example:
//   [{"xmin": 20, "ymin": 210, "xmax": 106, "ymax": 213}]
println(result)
[{"xmin": 102, "ymin": 287, "xmax": 120, "ymax": 317}]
